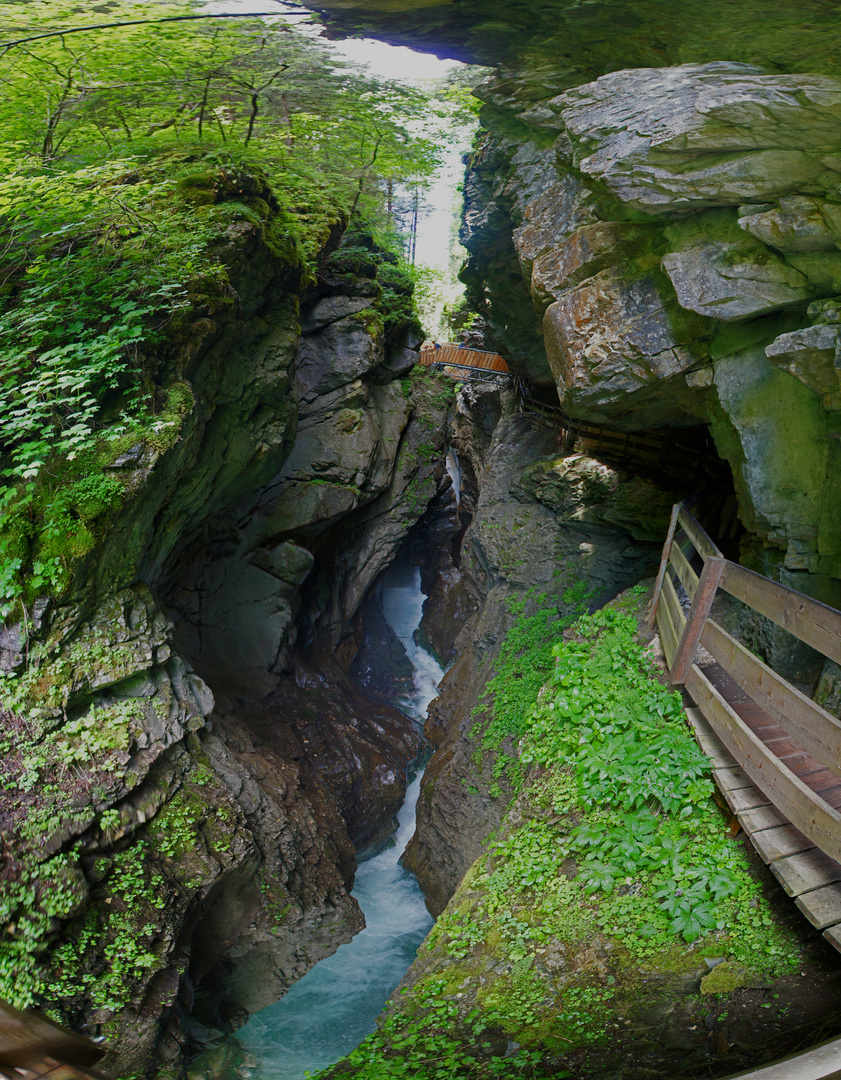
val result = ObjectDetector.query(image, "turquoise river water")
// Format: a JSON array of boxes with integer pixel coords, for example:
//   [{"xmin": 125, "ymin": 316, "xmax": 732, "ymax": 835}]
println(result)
[{"xmin": 238, "ymin": 566, "xmax": 442, "ymax": 1078}]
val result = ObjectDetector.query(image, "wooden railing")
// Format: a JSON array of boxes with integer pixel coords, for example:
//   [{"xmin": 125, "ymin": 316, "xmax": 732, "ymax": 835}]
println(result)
[
  {"xmin": 721, "ymin": 1036, "xmax": 841, "ymax": 1080},
  {"xmin": 0, "ymin": 997, "xmax": 105, "ymax": 1079},
  {"xmin": 417, "ymin": 354, "xmax": 722, "ymax": 488},
  {"xmin": 651, "ymin": 503, "xmax": 841, "ymax": 868},
  {"xmin": 516, "ymin": 386, "xmax": 723, "ymax": 489}
]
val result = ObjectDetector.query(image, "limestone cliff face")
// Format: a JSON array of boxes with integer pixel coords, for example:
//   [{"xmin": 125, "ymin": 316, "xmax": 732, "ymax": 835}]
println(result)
[
  {"xmin": 460, "ymin": 62, "xmax": 841, "ymax": 611},
  {"xmin": 0, "ymin": 203, "xmax": 448, "ymax": 1074},
  {"xmin": 305, "ymin": 0, "xmax": 841, "ymax": 989},
  {"xmin": 302, "ymin": 1, "xmax": 841, "ymax": 604}
]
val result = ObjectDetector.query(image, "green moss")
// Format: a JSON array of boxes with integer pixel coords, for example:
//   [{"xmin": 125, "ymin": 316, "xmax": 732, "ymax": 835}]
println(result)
[
  {"xmin": 700, "ymin": 961, "xmax": 748, "ymax": 995},
  {"xmin": 350, "ymin": 307, "xmax": 385, "ymax": 339},
  {"xmin": 324, "ymin": 243, "xmax": 379, "ymax": 278},
  {"xmin": 0, "ymin": 148, "xmax": 343, "ymax": 621},
  {"xmin": 325, "ymin": 594, "xmax": 808, "ymax": 1078},
  {"xmin": 44, "ymin": 841, "xmax": 168, "ymax": 1014},
  {"xmin": 377, "ymin": 262, "xmax": 414, "ymax": 295}
]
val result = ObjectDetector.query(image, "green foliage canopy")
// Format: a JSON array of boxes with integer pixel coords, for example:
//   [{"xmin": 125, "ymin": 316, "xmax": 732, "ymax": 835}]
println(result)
[
  {"xmin": 0, "ymin": 0, "xmax": 455, "ymax": 223},
  {"xmin": 0, "ymin": 2, "xmax": 471, "ymax": 617}
]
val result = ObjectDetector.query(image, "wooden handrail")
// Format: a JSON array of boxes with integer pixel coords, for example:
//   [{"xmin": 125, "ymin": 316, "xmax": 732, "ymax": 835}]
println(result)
[
  {"xmin": 720, "ymin": 562, "xmax": 841, "ymax": 667},
  {"xmin": 654, "ymin": 501, "xmax": 841, "ymax": 688},
  {"xmin": 649, "ymin": 503, "xmax": 681, "ymax": 629},
  {"xmin": 720, "ymin": 1034, "xmax": 841, "ymax": 1079},
  {"xmin": 0, "ymin": 998, "xmax": 105, "ymax": 1078},
  {"xmin": 670, "ymin": 556, "xmax": 726, "ymax": 684},
  {"xmin": 652, "ymin": 500, "xmax": 841, "ymax": 913},
  {"xmin": 701, "ymin": 617, "xmax": 841, "ymax": 775},
  {"xmin": 417, "ymin": 344, "xmax": 510, "ymax": 374},
  {"xmin": 677, "ymin": 503, "xmax": 722, "ymax": 560},
  {"xmin": 685, "ymin": 663, "xmax": 841, "ymax": 867},
  {"xmin": 654, "ymin": 506, "xmax": 841, "ymax": 1075}
]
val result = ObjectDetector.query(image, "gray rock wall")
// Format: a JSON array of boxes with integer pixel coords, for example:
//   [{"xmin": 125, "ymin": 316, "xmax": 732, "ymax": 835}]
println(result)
[
  {"xmin": 459, "ymin": 61, "xmax": 841, "ymax": 603},
  {"xmin": 402, "ymin": 383, "xmax": 684, "ymax": 913}
]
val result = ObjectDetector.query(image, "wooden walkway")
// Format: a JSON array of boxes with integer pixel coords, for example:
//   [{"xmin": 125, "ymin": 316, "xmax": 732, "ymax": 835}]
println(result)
[
  {"xmin": 651, "ymin": 503, "xmax": 841, "ymax": 951},
  {"xmin": 516, "ymin": 389, "xmax": 723, "ymax": 489},
  {"xmin": 417, "ymin": 350, "xmax": 724, "ymax": 489}
]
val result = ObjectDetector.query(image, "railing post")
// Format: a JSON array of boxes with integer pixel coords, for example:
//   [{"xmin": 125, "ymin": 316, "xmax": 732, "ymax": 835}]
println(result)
[
  {"xmin": 648, "ymin": 503, "xmax": 681, "ymax": 629},
  {"xmin": 670, "ymin": 555, "xmax": 727, "ymax": 684}
]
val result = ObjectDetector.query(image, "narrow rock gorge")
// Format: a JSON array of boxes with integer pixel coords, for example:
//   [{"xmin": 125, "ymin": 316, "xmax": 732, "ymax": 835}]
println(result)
[{"xmin": 3, "ymin": 2, "xmax": 841, "ymax": 1078}]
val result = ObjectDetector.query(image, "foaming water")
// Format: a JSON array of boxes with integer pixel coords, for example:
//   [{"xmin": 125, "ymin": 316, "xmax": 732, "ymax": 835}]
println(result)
[
  {"xmin": 237, "ymin": 566, "xmax": 441, "ymax": 1080},
  {"xmin": 445, "ymin": 447, "xmax": 462, "ymax": 505},
  {"xmin": 382, "ymin": 566, "xmax": 444, "ymax": 720}
]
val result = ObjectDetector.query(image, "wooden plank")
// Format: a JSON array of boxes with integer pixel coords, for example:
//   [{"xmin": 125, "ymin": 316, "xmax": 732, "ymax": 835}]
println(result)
[
  {"xmin": 685, "ymin": 664, "xmax": 841, "ymax": 865},
  {"xmin": 706, "ymin": 745, "xmax": 739, "ymax": 769},
  {"xmin": 720, "ymin": 562, "xmax": 841, "ymax": 667},
  {"xmin": 624, "ymin": 433, "xmax": 663, "ymax": 449},
  {"xmin": 750, "ymin": 824, "xmax": 814, "ymax": 863},
  {"xmin": 587, "ymin": 429, "xmax": 625, "ymax": 445},
  {"xmin": 662, "ymin": 571, "xmax": 686, "ymax": 633},
  {"xmin": 701, "ymin": 618, "xmax": 841, "ymax": 775},
  {"xmin": 738, "ymin": 804, "xmax": 787, "ymax": 832},
  {"xmin": 657, "ymin": 573, "xmax": 685, "ymax": 667},
  {"xmin": 684, "ymin": 705, "xmax": 710, "ymax": 731},
  {"xmin": 770, "ymin": 849, "xmax": 841, "ymax": 897},
  {"xmin": 796, "ymin": 882, "xmax": 841, "ymax": 930},
  {"xmin": 697, "ymin": 732, "xmax": 724, "ymax": 753},
  {"xmin": 671, "ymin": 556, "xmax": 726, "ymax": 684},
  {"xmin": 725, "ymin": 786, "xmax": 772, "ymax": 814},
  {"xmin": 714, "ymin": 766, "xmax": 755, "ymax": 791},
  {"xmin": 0, "ymin": 1001, "xmax": 104, "ymax": 1072},
  {"xmin": 720, "ymin": 1034, "xmax": 841, "ymax": 1080},
  {"xmin": 818, "ymin": 784, "xmax": 841, "ymax": 810},
  {"xmin": 823, "ymin": 925, "xmax": 841, "ymax": 957},
  {"xmin": 656, "ymin": 599, "xmax": 680, "ymax": 669},
  {"xmin": 668, "ymin": 542, "xmax": 700, "ymax": 602},
  {"xmin": 678, "ymin": 504, "xmax": 723, "ymax": 560}
]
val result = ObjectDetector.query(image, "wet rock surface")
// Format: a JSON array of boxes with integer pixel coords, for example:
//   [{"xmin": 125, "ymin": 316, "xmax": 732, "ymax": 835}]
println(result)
[
  {"xmin": 454, "ymin": 57, "xmax": 841, "ymax": 595},
  {"xmin": 238, "ymin": 664, "xmax": 421, "ymax": 854},
  {"xmin": 556, "ymin": 64, "xmax": 841, "ymax": 213},
  {"xmin": 8, "ymin": 4, "xmax": 841, "ymax": 1075},
  {"xmin": 403, "ymin": 390, "xmax": 686, "ymax": 914}
]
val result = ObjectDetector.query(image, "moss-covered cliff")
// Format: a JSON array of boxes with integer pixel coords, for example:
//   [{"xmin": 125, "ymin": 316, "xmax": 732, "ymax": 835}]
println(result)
[
  {"xmin": 0, "ymin": 144, "xmax": 453, "ymax": 1075},
  {"xmin": 4, "ymin": 3, "xmax": 841, "ymax": 1077},
  {"xmin": 306, "ymin": 0, "xmax": 841, "ymax": 607}
]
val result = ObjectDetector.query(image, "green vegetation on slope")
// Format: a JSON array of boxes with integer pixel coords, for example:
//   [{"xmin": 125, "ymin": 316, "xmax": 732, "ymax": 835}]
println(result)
[
  {"xmin": 0, "ymin": 147, "xmax": 341, "ymax": 617},
  {"xmin": 0, "ymin": 0, "xmax": 472, "ymax": 246},
  {"xmin": 0, "ymin": 3, "xmax": 464, "ymax": 1017},
  {"xmin": 319, "ymin": 594, "xmax": 808, "ymax": 1079},
  {"xmin": 0, "ymin": 1, "xmax": 470, "ymax": 620}
]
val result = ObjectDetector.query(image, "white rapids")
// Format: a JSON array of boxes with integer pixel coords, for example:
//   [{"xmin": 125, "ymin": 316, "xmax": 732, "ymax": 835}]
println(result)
[{"xmin": 445, "ymin": 446, "xmax": 462, "ymax": 506}]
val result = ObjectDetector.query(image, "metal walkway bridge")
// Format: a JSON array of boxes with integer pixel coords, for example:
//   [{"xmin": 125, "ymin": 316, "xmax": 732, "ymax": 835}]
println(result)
[{"xmin": 418, "ymin": 343, "xmax": 512, "ymax": 380}]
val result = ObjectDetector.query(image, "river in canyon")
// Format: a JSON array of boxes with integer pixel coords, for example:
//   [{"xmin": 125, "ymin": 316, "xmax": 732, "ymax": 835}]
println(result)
[{"xmin": 237, "ymin": 565, "xmax": 441, "ymax": 1079}]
